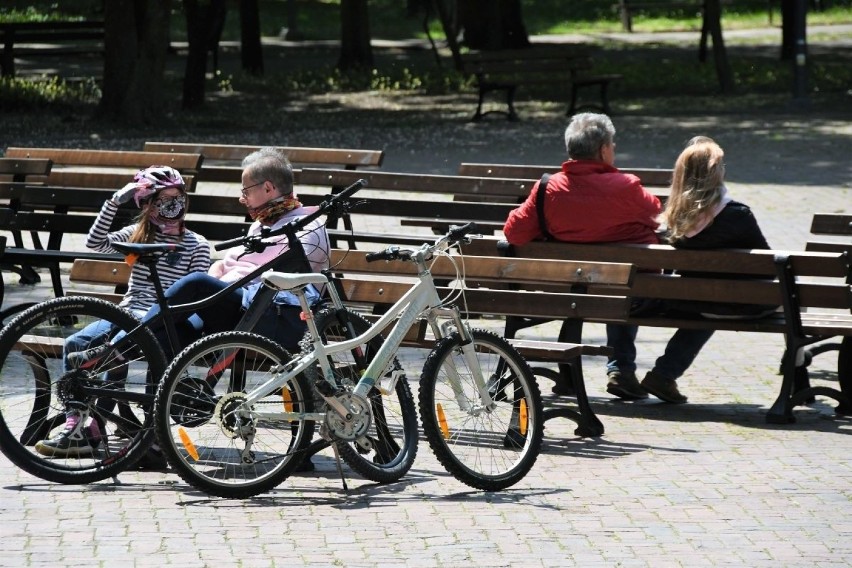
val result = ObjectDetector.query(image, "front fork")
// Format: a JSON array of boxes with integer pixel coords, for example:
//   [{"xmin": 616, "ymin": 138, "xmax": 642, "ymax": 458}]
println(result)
[{"xmin": 427, "ymin": 306, "xmax": 496, "ymax": 413}]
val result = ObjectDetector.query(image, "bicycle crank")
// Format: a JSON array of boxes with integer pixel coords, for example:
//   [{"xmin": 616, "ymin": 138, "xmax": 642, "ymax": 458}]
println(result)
[{"xmin": 322, "ymin": 392, "xmax": 372, "ymax": 442}]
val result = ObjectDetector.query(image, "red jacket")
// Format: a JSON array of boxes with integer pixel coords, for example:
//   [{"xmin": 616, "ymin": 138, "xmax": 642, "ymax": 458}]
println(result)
[{"xmin": 503, "ymin": 160, "xmax": 662, "ymax": 245}]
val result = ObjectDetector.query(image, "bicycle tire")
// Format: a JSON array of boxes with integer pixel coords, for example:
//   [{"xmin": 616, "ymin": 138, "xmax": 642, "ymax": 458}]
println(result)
[
  {"xmin": 155, "ymin": 331, "xmax": 315, "ymax": 498},
  {"xmin": 419, "ymin": 328, "xmax": 544, "ymax": 491},
  {"xmin": 0, "ymin": 296, "xmax": 166, "ymax": 484},
  {"xmin": 306, "ymin": 308, "xmax": 418, "ymax": 483}
]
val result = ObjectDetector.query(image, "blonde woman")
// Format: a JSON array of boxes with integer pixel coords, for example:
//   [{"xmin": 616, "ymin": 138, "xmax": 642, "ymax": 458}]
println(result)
[{"xmin": 639, "ymin": 138, "xmax": 774, "ymax": 403}]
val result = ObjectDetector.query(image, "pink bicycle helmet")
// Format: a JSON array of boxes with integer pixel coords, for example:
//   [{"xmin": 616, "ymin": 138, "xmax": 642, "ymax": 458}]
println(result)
[{"xmin": 132, "ymin": 165, "xmax": 185, "ymax": 207}]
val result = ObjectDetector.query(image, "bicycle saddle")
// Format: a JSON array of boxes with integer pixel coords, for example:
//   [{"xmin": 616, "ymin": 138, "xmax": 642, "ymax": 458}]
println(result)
[
  {"xmin": 111, "ymin": 242, "xmax": 188, "ymax": 256},
  {"xmin": 262, "ymin": 271, "xmax": 328, "ymax": 291}
]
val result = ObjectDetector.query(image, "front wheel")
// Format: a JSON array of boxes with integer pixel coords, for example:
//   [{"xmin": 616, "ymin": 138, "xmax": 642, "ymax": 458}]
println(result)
[
  {"xmin": 154, "ymin": 332, "xmax": 315, "ymax": 499},
  {"xmin": 419, "ymin": 328, "xmax": 543, "ymax": 491}
]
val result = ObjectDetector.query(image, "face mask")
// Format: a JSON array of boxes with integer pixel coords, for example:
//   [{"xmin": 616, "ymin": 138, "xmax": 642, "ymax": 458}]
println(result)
[{"xmin": 154, "ymin": 195, "xmax": 186, "ymax": 220}]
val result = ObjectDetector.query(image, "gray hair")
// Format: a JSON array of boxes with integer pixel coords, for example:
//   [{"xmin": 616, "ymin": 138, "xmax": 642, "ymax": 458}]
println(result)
[
  {"xmin": 564, "ymin": 112, "xmax": 616, "ymax": 160},
  {"xmin": 241, "ymin": 147, "xmax": 294, "ymax": 196}
]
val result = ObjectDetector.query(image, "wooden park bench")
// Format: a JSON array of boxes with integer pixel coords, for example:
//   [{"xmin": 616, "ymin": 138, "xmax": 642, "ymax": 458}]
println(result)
[
  {"xmin": 460, "ymin": 46, "xmax": 623, "ymax": 121},
  {"xmin": 499, "ymin": 238, "xmax": 852, "ymax": 424},
  {"xmin": 0, "ymin": 20, "xmax": 104, "ymax": 78}
]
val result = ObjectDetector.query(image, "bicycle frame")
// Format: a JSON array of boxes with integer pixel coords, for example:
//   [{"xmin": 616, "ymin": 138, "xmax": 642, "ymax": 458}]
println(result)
[{"xmin": 243, "ymin": 239, "xmax": 496, "ymax": 426}]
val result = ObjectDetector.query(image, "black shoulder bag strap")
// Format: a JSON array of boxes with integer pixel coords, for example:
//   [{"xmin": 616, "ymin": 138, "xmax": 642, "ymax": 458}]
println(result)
[{"xmin": 536, "ymin": 173, "xmax": 554, "ymax": 241}]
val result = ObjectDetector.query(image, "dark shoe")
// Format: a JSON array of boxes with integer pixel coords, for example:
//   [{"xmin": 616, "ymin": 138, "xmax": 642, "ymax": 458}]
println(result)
[
  {"xmin": 135, "ymin": 444, "xmax": 169, "ymax": 471},
  {"xmin": 606, "ymin": 370, "xmax": 648, "ymax": 400},
  {"xmin": 67, "ymin": 343, "xmax": 115, "ymax": 370},
  {"xmin": 296, "ymin": 457, "xmax": 316, "ymax": 473},
  {"xmin": 640, "ymin": 371, "xmax": 688, "ymax": 404},
  {"xmin": 34, "ymin": 415, "xmax": 101, "ymax": 458}
]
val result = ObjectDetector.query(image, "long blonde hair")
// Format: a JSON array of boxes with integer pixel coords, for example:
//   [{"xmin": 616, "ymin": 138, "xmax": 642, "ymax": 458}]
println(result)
[{"xmin": 662, "ymin": 140, "xmax": 726, "ymax": 242}]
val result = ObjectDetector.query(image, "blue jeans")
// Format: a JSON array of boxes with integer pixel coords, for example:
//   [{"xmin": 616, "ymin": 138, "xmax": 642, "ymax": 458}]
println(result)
[
  {"xmin": 606, "ymin": 323, "xmax": 715, "ymax": 381},
  {"xmin": 64, "ymin": 308, "xmax": 146, "ymax": 373},
  {"xmin": 134, "ymin": 272, "xmax": 243, "ymax": 356}
]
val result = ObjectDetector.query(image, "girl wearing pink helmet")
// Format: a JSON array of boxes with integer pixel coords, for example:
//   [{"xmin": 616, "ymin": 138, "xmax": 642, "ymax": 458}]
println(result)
[{"xmin": 35, "ymin": 165, "xmax": 211, "ymax": 459}]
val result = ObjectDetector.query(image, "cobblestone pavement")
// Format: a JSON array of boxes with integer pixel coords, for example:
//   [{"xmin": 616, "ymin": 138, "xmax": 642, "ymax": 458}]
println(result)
[
  {"xmin": 1, "ymin": 172, "xmax": 849, "ymax": 568},
  {"xmin": 1, "ymin": 27, "xmax": 851, "ymax": 568}
]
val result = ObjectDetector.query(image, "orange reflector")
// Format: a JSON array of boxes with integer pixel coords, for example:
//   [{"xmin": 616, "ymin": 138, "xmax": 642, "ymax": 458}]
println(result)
[
  {"xmin": 436, "ymin": 403, "xmax": 450, "ymax": 440},
  {"xmin": 178, "ymin": 427, "xmax": 199, "ymax": 461},
  {"xmin": 124, "ymin": 254, "xmax": 138, "ymax": 267},
  {"xmin": 519, "ymin": 399, "xmax": 528, "ymax": 436},
  {"xmin": 281, "ymin": 386, "xmax": 293, "ymax": 413}
]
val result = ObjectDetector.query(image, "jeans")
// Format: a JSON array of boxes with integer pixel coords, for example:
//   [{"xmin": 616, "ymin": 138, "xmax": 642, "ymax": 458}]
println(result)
[
  {"xmin": 134, "ymin": 272, "xmax": 243, "ymax": 356},
  {"xmin": 64, "ymin": 308, "xmax": 146, "ymax": 373},
  {"xmin": 606, "ymin": 323, "xmax": 715, "ymax": 381}
]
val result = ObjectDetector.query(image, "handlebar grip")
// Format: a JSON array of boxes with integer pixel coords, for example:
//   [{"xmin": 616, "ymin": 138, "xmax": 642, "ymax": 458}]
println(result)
[
  {"xmin": 448, "ymin": 222, "xmax": 479, "ymax": 242},
  {"xmin": 365, "ymin": 246, "xmax": 399, "ymax": 262},
  {"xmin": 214, "ymin": 234, "xmax": 249, "ymax": 251},
  {"xmin": 336, "ymin": 179, "xmax": 367, "ymax": 201}
]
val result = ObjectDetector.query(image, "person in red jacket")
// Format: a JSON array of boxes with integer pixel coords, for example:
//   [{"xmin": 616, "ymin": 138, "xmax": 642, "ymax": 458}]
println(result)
[{"xmin": 504, "ymin": 112, "xmax": 662, "ymax": 400}]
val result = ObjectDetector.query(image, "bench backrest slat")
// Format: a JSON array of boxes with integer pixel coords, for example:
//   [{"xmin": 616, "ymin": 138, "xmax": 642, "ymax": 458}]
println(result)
[
  {"xmin": 4, "ymin": 148, "xmax": 203, "ymax": 174},
  {"xmin": 0, "ymin": 157, "xmax": 53, "ymax": 178},
  {"xmin": 299, "ymin": 168, "xmax": 534, "ymax": 199},
  {"xmin": 458, "ymin": 162, "xmax": 673, "ymax": 189},
  {"xmin": 70, "ymin": 259, "xmax": 132, "ymax": 286},
  {"xmin": 509, "ymin": 242, "xmax": 849, "ymax": 279},
  {"xmin": 329, "ymin": 249, "xmax": 634, "ymax": 287},
  {"xmin": 810, "ymin": 213, "xmax": 852, "ymax": 236},
  {"xmin": 336, "ymin": 278, "xmax": 629, "ymax": 321}
]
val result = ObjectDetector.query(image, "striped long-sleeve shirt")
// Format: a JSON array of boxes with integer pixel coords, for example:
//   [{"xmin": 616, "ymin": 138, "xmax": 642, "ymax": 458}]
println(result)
[{"xmin": 86, "ymin": 200, "xmax": 211, "ymax": 312}]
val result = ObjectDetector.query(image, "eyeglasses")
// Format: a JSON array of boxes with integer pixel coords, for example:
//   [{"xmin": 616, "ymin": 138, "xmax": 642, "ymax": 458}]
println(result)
[{"xmin": 240, "ymin": 180, "xmax": 266, "ymax": 197}]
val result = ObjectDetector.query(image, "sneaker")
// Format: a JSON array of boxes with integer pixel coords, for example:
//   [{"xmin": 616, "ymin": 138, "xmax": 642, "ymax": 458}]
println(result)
[
  {"xmin": 67, "ymin": 343, "xmax": 115, "ymax": 370},
  {"xmin": 606, "ymin": 370, "xmax": 648, "ymax": 400},
  {"xmin": 640, "ymin": 371, "xmax": 688, "ymax": 404},
  {"xmin": 34, "ymin": 415, "xmax": 101, "ymax": 458}
]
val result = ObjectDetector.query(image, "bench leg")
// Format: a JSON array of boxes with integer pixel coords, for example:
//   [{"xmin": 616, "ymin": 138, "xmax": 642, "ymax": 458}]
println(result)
[
  {"xmin": 505, "ymin": 85, "xmax": 519, "ymax": 121},
  {"xmin": 471, "ymin": 87, "xmax": 487, "ymax": 122},
  {"xmin": 837, "ymin": 337, "xmax": 852, "ymax": 415}
]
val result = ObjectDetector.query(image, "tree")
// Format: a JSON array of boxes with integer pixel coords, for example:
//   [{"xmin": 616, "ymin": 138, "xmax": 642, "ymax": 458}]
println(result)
[
  {"xmin": 338, "ymin": 0, "xmax": 373, "ymax": 70},
  {"xmin": 698, "ymin": 0, "xmax": 734, "ymax": 94},
  {"xmin": 182, "ymin": 0, "xmax": 228, "ymax": 109},
  {"xmin": 455, "ymin": 0, "xmax": 530, "ymax": 50},
  {"xmin": 99, "ymin": 0, "xmax": 172, "ymax": 123},
  {"xmin": 240, "ymin": 0, "xmax": 264, "ymax": 74}
]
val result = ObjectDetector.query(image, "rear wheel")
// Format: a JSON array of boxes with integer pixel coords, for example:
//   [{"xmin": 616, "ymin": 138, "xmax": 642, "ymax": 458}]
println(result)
[
  {"xmin": 0, "ymin": 297, "xmax": 166, "ymax": 484},
  {"xmin": 155, "ymin": 331, "xmax": 314, "ymax": 498},
  {"xmin": 306, "ymin": 308, "xmax": 418, "ymax": 483}
]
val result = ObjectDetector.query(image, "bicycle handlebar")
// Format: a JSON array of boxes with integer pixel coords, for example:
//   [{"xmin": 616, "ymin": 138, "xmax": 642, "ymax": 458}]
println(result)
[
  {"xmin": 364, "ymin": 222, "xmax": 480, "ymax": 263},
  {"xmin": 213, "ymin": 179, "xmax": 367, "ymax": 252}
]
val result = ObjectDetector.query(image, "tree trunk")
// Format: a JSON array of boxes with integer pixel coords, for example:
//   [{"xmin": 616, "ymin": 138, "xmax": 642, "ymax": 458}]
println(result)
[
  {"xmin": 701, "ymin": 0, "xmax": 735, "ymax": 94},
  {"xmin": 780, "ymin": 0, "xmax": 797, "ymax": 60},
  {"xmin": 99, "ymin": 0, "xmax": 172, "ymax": 123},
  {"xmin": 182, "ymin": 0, "xmax": 208, "ymax": 109},
  {"xmin": 456, "ymin": 0, "xmax": 529, "ymax": 50},
  {"xmin": 338, "ymin": 0, "xmax": 373, "ymax": 71},
  {"xmin": 240, "ymin": 0, "xmax": 264, "ymax": 74}
]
